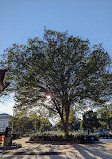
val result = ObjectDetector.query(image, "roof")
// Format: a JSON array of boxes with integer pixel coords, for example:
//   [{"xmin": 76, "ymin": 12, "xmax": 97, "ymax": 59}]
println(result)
[{"xmin": 0, "ymin": 113, "xmax": 12, "ymax": 119}]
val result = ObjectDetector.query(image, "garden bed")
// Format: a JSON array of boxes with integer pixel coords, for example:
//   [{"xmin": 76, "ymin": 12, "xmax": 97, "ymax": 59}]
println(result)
[{"xmin": 28, "ymin": 133, "xmax": 99, "ymax": 144}]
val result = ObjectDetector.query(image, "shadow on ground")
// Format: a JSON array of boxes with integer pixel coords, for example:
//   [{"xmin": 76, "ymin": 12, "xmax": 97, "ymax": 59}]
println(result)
[
  {"xmin": 71, "ymin": 142, "xmax": 112, "ymax": 159},
  {"xmin": 1, "ymin": 140, "xmax": 112, "ymax": 159}
]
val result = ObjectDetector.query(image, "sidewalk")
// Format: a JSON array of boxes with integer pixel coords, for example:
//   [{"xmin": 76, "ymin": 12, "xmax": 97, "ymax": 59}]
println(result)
[{"xmin": 0, "ymin": 137, "xmax": 112, "ymax": 159}]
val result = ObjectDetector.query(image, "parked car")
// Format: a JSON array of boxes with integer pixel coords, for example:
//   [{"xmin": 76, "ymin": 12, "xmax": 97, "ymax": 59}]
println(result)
[{"xmin": 98, "ymin": 132, "xmax": 112, "ymax": 138}]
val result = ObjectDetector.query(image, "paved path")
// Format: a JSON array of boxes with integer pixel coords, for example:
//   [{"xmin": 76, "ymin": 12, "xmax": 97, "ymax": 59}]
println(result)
[
  {"xmin": 0, "ymin": 137, "xmax": 112, "ymax": 159},
  {"xmin": 99, "ymin": 138, "xmax": 112, "ymax": 143}
]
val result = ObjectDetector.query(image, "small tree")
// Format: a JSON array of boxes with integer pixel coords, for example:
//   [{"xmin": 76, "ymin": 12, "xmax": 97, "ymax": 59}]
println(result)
[
  {"xmin": 82, "ymin": 110, "xmax": 101, "ymax": 135},
  {"xmin": 98, "ymin": 106, "xmax": 112, "ymax": 130}
]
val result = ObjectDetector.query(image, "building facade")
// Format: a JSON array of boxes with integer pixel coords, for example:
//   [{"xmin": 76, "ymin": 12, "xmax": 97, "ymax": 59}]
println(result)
[{"xmin": 0, "ymin": 113, "xmax": 12, "ymax": 132}]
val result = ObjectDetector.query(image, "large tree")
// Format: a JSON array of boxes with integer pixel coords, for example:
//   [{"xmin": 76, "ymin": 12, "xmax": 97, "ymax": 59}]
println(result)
[{"xmin": 1, "ymin": 29, "xmax": 112, "ymax": 134}]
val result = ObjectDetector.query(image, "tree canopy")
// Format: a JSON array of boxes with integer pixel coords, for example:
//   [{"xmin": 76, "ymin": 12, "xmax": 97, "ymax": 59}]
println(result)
[
  {"xmin": 1, "ymin": 29, "xmax": 112, "ymax": 134},
  {"xmin": 98, "ymin": 105, "xmax": 112, "ymax": 130},
  {"xmin": 9, "ymin": 110, "xmax": 52, "ymax": 133}
]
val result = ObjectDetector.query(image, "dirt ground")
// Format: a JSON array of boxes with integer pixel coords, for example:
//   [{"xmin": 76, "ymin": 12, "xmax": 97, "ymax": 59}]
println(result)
[{"xmin": 0, "ymin": 137, "xmax": 112, "ymax": 159}]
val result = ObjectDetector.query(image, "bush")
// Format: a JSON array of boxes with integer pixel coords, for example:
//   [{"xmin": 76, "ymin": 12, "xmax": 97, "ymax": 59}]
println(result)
[
  {"xmin": 12, "ymin": 133, "xmax": 20, "ymax": 140},
  {"xmin": 29, "ymin": 133, "xmax": 81, "ymax": 142},
  {"xmin": 93, "ymin": 134, "xmax": 99, "ymax": 141},
  {"xmin": 29, "ymin": 132, "xmax": 99, "ymax": 142},
  {"xmin": 0, "ymin": 132, "xmax": 5, "ymax": 136}
]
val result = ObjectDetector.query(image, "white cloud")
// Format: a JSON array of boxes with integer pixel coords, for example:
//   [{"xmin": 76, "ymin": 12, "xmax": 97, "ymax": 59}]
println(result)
[{"xmin": 0, "ymin": 97, "xmax": 15, "ymax": 116}]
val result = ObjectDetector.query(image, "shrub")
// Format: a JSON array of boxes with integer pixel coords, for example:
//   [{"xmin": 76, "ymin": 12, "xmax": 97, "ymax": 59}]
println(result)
[
  {"xmin": 29, "ymin": 132, "xmax": 99, "ymax": 142},
  {"xmin": 93, "ymin": 134, "xmax": 99, "ymax": 141},
  {"xmin": 12, "ymin": 133, "xmax": 20, "ymax": 140},
  {"xmin": 29, "ymin": 133, "xmax": 80, "ymax": 142},
  {"xmin": 0, "ymin": 132, "xmax": 5, "ymax": 136}
]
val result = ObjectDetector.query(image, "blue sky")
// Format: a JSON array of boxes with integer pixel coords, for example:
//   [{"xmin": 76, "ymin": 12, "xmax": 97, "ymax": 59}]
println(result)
[{"xmin": 0, "ymin": 0, "xmax": 112, "ymax": 115}]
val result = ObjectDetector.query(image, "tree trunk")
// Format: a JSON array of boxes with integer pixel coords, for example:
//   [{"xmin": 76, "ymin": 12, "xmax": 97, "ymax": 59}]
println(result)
[
  {"xmin": 88, "ymin": 129, "xmax": 89, "ymax": 135},
  {"xmin": 64, "ymin": 120, "xmax": 69, "ymax": 135},
  {"xmin": 60, "ymin": 100, "xmax": 70, "ymax": 135},
  {"xmin": 64, "ymin": 103, "xmax": 70, "ymax": 135},
  {"xmin": 60, "ymin": 110, "xmax": 69, "ymax": 135},
  {"xmin": 61, "ymin": 119, "xmax": 69, "ymax": 135}
]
